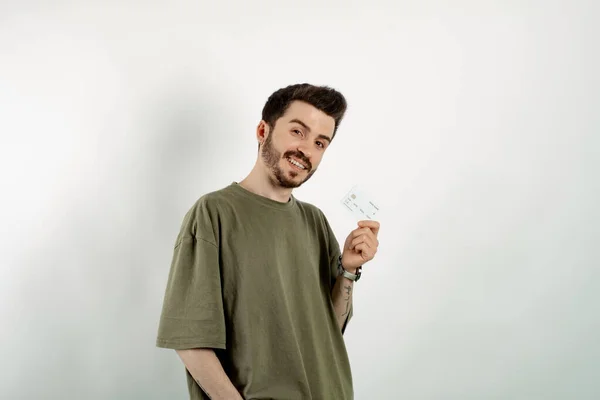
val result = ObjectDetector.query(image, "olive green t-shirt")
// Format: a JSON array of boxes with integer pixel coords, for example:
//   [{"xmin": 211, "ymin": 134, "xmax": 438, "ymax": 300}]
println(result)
[{"xmin": 156, "ymin": 182, "xmax": 354, "ymax": 399}]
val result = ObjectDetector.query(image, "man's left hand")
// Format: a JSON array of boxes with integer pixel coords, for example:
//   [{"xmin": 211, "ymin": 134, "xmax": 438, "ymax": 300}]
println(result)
[{"xmin": 341, "ymin": 220, "xmax": 380, "ymax": 272}]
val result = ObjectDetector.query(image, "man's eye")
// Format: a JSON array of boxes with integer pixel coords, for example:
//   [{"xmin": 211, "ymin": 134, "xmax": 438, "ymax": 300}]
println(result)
[
  {"xmin": 293, "ymin": 129, "xmax": 301, "ymax": 135},
  {"xmin": 317, "ymin": 142, "xmax": 324, "ymax": 148}
]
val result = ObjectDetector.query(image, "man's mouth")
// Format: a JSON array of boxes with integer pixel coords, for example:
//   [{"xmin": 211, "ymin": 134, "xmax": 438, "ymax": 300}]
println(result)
[{"xmin": 287, "ymin": 157, "xmax": 307, "ymax": 170}]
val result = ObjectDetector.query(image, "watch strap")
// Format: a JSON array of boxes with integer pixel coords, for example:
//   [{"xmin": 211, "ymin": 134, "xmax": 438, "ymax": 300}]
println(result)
[{"xmin": 337, "ymin": 255, "xmax": 362, "ymax": 282}]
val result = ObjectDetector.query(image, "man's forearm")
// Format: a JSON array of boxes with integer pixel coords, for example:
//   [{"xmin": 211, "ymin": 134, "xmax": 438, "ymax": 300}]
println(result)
[
  {"xmin": 331, "ymin": 272, "xmax": 355, "ymax": 331},
  {"xmin": 176, "ymin": 348, "xmax": 243, "ymax": 400}
]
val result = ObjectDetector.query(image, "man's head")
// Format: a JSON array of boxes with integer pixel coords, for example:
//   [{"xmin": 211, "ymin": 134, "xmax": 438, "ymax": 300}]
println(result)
[{"xmin": 257, "ymin": 83, "xmax": 347, "ymax": 189}]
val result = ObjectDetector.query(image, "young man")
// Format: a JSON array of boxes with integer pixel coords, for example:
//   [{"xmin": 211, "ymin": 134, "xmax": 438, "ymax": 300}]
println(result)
[{"xmin": 156, "ymin": 83, "xmax": 380, "ymax": 399}]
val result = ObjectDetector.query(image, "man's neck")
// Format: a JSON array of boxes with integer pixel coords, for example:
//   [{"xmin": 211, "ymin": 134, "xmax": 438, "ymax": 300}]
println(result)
[{"xmin": 238, "ymin": 172, "xmax": 293, "ymax": 204}]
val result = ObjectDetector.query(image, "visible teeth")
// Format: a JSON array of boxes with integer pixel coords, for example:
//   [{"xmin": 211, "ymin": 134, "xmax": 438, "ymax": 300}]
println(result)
[{"xmin": 288, "ymin": 158, "xmax": 306, "ymax": 169}]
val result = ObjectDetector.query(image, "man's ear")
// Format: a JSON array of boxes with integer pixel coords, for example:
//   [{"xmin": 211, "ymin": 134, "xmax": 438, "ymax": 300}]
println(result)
[
  {"xmin": 257, "ymin": 120, "xmax": 267, "ymax": 142},
  {"xmin": 257, "ymin": 120, "xmax": 273, "ymax": 145}
]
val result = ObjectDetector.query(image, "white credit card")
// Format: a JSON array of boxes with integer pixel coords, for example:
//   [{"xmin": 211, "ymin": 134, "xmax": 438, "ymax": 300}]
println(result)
[{"xmin": 340, "ymin": 185, "xmax": 380, "ymax": 221}]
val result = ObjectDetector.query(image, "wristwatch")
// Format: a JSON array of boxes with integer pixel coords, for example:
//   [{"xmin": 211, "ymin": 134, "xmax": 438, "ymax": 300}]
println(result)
[{"xmin": 337, "ymin": 255, "xmax": 362, "ymax": 282}]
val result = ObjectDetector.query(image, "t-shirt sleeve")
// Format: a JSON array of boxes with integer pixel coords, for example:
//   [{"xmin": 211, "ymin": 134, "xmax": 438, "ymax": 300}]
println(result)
[
  {"xmin": 323, "ymin": 212, "xmax": 354, "ymax": 334},
  {"xmin": 156, "ymin": 202, "xmax": 226, "ymax": 350}
]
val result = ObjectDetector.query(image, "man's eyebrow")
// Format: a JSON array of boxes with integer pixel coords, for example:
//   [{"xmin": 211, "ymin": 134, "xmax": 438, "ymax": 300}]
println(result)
[
  {"xmin": 289, "ymin": 118, "xmax": 332, "ymax": 143},
  {"xmin": 289, "ymin": 118, "xmax": 311, "ymax": 132}
]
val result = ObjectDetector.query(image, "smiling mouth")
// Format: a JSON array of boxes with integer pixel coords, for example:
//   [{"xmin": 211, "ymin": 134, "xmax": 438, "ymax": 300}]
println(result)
[{"xmin": 286, "ymin": 157, "xmax": 308, "ymax": 171}]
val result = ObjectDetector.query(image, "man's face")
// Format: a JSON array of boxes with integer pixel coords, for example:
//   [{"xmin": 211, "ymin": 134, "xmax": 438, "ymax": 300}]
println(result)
[{"xmin": 260, "ymin": 101, "xmax": 335, "ymax": 189}]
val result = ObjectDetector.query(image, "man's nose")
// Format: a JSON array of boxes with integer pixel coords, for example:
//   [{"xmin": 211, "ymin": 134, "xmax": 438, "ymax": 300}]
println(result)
[{"xmin": 296, "ymin": 146, "xmax": 311, "ymax": 162}]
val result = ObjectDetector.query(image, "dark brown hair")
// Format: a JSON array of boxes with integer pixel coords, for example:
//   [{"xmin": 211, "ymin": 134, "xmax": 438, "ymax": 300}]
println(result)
[{"xmin": 259, "ymin": 83, "xmax": 347, "ymax": 150}]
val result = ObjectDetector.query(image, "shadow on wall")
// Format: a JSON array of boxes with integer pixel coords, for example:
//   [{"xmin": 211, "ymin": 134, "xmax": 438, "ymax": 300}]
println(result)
[{"xmin": 6, "ymin": 82, "xmax": 228, "ymax": 399}]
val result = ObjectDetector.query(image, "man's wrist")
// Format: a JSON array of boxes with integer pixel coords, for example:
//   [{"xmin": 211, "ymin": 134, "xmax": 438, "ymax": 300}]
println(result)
[
  {"xmin": 343, "ymin": 266, "xmax": 360, "ymax": 275},
  {"xmin": 337, "ymin": 255, "xmax": 362, "ymax": 282}
]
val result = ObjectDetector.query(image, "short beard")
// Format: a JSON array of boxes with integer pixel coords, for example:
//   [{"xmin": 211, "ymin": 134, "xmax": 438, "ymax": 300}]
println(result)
[{"xmin": 260, "ymin": 132, "xmax": 316, "ymax": 188}]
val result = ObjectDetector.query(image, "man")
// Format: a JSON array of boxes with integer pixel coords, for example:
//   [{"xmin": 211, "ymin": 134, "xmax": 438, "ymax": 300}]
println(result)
[{"xmin": 156, "ymin": 83, "xmax": 380, "ymax": 399}]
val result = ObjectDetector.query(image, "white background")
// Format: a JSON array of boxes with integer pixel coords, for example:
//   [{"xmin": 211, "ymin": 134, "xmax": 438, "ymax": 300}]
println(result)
[{"xmin": 1, "ymin": 1, "xmax": 599, "ymax": 399}]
